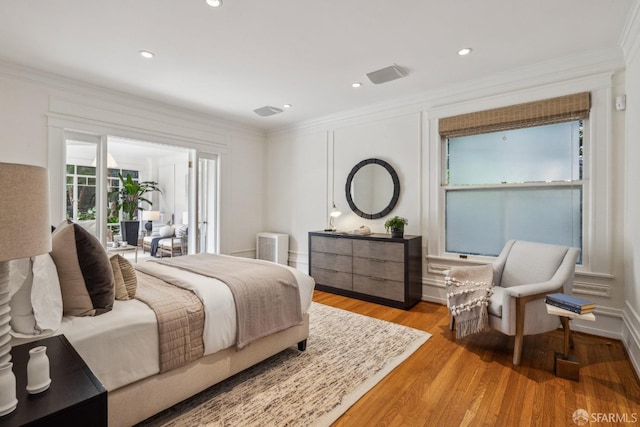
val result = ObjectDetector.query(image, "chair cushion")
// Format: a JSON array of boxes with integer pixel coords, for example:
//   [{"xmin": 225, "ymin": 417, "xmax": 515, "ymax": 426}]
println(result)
[
  {"xmin": 159, "ymin": 225, "xmax": 174, "ymax": 238},
  {"xmin": 159, "ymin": 238, "xmax": 182, "ymax": 249},
  {"xmin": 500, "ymin": 241, "xmax": 568, "ymax": 288},
  {"xmin": 488, "ymin": 286, "xmax": 504, "ymax": 318}
]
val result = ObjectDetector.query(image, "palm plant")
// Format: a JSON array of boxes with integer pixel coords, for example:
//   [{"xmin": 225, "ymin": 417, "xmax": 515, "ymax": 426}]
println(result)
[{"xmin": 115, "ymin": 173, "xmax": 162, "ymax": 220}]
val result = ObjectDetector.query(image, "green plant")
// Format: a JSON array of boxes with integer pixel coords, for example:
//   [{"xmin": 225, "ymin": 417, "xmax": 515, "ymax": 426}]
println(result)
[
  {"xmin": 384, "ymin": 216, "xmax": 408, "ymax": 232},
  {"xmin": 77, "ymin": 207, "xmax": 96, "ymax": 221},
  {"xmin": 114, "ymin": 173, "xmax": 162, "ymax": 220}
]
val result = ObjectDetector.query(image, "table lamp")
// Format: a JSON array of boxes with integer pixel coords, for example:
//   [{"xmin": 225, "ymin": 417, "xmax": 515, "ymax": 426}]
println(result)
[
  {"xmin": 325, "ymin": 203, "xmax": 341, "ymax": 232},
  {"xmin": 141, "ymin": 210, "xmax": 160, "ymax": 233},
  {"xmin": 0, "ymin": 162, "xmax": 51, "ymax": 414}
]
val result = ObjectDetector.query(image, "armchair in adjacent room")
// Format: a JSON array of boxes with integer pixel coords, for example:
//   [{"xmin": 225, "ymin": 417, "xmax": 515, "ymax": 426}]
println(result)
[{"xmin": 448, "ymin": 240, "xmax": 580, "ymax": 365}]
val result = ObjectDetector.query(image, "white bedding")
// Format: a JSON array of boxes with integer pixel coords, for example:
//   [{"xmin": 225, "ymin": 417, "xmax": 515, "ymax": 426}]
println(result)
[{"xmin": 12, "ymin": 259, "xmax": 315, "ymax": 391}]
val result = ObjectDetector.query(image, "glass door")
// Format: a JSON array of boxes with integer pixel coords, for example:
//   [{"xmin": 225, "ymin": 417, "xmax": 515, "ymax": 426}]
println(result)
[
  {"xmin": 64, "ymin": 132, "xmax": 104, "ymax": 240},
  {"xmin": 196, "ymin": 154, "xmax": 219, "ymax": 253}
]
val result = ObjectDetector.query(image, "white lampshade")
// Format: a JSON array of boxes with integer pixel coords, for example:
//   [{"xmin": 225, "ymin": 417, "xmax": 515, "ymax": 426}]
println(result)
[
  {"xmin": 91, "ymin": 153, "xmax": 118, "ymax": 168},
  {"xmin": 326, "ymin": 203, "xmax": 341, "ymax": 231},
  {"xmin": 0, "ymin": 163, "xmax": 51, "ymax": 372},
  {"xmin": 141, "ymin": 210, "xmax": 160, "ymax": 221}
]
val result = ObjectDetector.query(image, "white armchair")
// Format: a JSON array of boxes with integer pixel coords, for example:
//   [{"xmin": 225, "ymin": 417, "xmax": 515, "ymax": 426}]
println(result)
[{"xmin": 450, "ymin": 240, "xmax": 580, "ymax": 365}]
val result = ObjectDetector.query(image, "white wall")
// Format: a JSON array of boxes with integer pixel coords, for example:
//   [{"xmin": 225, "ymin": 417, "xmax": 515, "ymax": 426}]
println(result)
[
  {"xmin": 265, "ymin": 63, "xmax": 629, "ymax": 343},
  {"xmin": 0, "ymin": 62, "xmax": 266, "ymax": 256},
  {"xmin": 622, "ymin": 4, "xmax": 640, "ymax": 377}
]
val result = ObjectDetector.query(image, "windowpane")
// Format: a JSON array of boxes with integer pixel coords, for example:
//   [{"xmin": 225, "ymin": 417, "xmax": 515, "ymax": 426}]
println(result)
[
  {"xmin": 446, "ymin": 187, "xmax": 582, "ymax": 257},
  {"xmin": 77, "ymin": 166, "xmax": 96, "ymax": 176},
  {"xmin": 447, "ymin": 121, "xmax": 581, "ymax": 185},
  {"xmin": 77, "ymin": 185, "xmax": 96, "ymax": 216},
  {"xmin": 122, "ymin": 170, "xmax": 139, "ymax": 180}
]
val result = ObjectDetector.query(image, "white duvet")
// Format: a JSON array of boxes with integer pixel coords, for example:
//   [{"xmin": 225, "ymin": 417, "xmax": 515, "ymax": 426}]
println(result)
[{"xmin": 13, "ymin": 259, "xmax": 315, "ymax": 391}]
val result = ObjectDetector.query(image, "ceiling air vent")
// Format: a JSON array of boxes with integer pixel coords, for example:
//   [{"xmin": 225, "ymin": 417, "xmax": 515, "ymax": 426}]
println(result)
[
  {"xmin": 366, "ymin": 65, "xmax": 408, "ymax": 85},
  {"xmin": 253, "ymin": 106, "xmax": 283, "ymax": 117}
]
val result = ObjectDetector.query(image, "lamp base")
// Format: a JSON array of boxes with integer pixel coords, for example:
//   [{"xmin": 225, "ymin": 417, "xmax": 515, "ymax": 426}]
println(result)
[
  {"xmin": 144, "ymin": 221, "xmax": 153, "ymax": 232},
  {"xmin": 0, "ymin": 262, "xmax": 12, "ymax": 365}
]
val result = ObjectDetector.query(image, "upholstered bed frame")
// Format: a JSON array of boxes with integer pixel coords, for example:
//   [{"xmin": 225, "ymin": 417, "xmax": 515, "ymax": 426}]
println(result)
[{"xmin": 108, "ymin": 314, "xmax": 309, "ymax": 427}]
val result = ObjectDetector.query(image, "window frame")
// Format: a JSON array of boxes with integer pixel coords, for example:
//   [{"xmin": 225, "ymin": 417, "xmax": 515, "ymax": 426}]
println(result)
[{"xmin": 427, "ymin": 81, "xmax": 615, "ymax": 278}]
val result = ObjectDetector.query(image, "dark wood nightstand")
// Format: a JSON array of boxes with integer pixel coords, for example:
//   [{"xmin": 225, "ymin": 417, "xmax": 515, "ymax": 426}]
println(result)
[{"xmin": 0, "ymin": 335, "xmax": 107, "ymax": 426}]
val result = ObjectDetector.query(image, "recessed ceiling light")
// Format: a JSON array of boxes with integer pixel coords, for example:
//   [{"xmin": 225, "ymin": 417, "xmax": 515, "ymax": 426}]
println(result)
[
  {"xmin": 352, "ymin": 82, "xmax": 363, "ymax": 88},
  {"xmin": 139, "ymin": 50, "xmax": 155, "ymax": 59},
  {"xmin": 283, "ymin": 104, "xmax": 292, "ymax": 108},
  {"xmin": 458, "ymin": 48, "xmax": 472, "ymax": 56},
  {"xmin": 206, "ymin": 0, "xmax": 223, "ymax": 7}
]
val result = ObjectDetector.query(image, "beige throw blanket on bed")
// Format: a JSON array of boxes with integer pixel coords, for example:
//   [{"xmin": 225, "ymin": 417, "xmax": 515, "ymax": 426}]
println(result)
[
  {"xmin": 446, "ymin": 264, "xmax": 494, "ymax": 339},
  {"xmin": 144, "ymin": 253, "xmax": 303, "ymax": 349},
  {"xmin": 135, "ymin": 271, "xmax": 205, "ymax": 373}
]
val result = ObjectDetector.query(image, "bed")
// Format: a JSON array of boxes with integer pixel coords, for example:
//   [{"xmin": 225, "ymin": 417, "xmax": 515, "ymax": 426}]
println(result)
[{"xmin": 9, "ymin": 221, "xmax": 314, "ymax": 427}]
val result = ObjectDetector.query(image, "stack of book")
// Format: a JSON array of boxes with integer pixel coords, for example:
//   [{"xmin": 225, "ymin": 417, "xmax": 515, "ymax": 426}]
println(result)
[{"xmin": 545, "ymin": 293, "xmax": 595, "ymax": 314}]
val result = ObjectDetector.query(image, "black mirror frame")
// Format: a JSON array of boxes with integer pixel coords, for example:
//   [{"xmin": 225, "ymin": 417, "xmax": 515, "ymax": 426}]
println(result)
[{"xmin": 345, "ymin": 158, "xmax": 400, "ymax": 219}]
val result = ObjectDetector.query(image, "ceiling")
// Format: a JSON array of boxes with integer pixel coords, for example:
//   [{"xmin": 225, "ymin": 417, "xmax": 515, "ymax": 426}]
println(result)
[{"xmin": 0, "ymin": 1, "xmax": 634, "ymax": 131}]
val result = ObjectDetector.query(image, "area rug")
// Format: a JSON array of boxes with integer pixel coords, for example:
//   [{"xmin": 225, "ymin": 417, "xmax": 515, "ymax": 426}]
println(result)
[{"xmin": 137, "ymin": 302, "xmax": 431, "ymax": 427}]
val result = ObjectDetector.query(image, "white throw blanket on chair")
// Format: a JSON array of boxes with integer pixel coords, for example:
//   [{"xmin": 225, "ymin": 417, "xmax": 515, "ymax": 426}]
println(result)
[{"xmin": 446, "ymin": 264, "xmax": 494, "ymax": 339}]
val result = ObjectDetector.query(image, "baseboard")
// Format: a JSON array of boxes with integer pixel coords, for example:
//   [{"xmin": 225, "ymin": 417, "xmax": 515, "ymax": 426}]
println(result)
[
  {"xmin": 288, "ymin": 251, "xmax": 309, "ymax": 274},
  {"xmin": 623, "ymin": 302, "xmax": 640, "ymax": 380}
]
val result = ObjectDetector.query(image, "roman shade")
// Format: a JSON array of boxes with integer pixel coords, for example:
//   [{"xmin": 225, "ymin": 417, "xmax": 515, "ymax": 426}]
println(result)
[{"xmin": 439, "ymin": 92, "xmax": 591, "ymax": 138}]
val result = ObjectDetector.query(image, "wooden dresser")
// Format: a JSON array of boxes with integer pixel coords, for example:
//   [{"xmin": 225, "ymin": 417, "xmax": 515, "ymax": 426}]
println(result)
[{"xmin": 309, "ymin": 231, "xmax": 422, "ymax": 309}]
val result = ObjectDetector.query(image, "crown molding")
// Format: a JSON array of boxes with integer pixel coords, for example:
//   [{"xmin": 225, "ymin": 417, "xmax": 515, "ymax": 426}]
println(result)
[
  {"xmin": 620, "ymin": 0, "xmax": 640, "ymax": 65},
  {"xmin": 268, "ymin": 48, "xmax": 625, "ymax": 137},
  {"xmin": 0, "ymin": 59, "xmax": 266, "ymax": 140}
]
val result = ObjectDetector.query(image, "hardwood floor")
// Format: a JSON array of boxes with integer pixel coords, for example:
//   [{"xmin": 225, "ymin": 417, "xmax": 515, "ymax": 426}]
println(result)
[{"xmin": 312, "ymin": 290, "xmax": 640, "ymax": 427}]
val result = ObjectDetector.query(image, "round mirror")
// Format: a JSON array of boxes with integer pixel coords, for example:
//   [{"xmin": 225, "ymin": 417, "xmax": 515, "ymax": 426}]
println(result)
[{"xmin": 345, "ymin": 158, "xmax": 400, "ymax": 219}]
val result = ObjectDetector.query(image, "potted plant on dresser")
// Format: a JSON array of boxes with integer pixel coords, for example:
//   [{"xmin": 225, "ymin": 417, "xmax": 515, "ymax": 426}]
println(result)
[
  {"xmin": 384, "ymin": 216, "xmax": 408, "ymax": 238},
  {"xmin": 114, "ymin": 173, "xmax": 162, "ymax": 246}
]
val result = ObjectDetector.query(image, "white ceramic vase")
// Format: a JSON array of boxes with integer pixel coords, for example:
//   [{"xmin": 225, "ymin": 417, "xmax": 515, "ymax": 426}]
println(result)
[
  {"xmin": 0, "ymin": 362, "xmax": 17, "ymax": 416},
  {"xmin": 26, "ymin": 345, "xmax": 51, "ymax": 394}
]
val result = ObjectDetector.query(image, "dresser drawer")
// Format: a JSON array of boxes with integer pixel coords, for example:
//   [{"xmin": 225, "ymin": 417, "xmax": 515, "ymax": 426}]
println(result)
[
  {"xmin": 311, "ymin": 267, "xmax": 352, "ymax": 291},
  {"xmin": 352, "ymin": 257, "xmax": 404, "ymax": 281},
  {"xmin": 311, "ymin": 235, "xmax": 353, "ymax": 256},
  {"xmin": 353, "ymin": 240, "xmax": 403, "ymax": 262},
  {"xmin": 311, "ymin": 252, "xmax": 352, "ymax": 273},
  {"xmin": 353, "ymin": 275, "xmax": 404, "ymax": 302}
]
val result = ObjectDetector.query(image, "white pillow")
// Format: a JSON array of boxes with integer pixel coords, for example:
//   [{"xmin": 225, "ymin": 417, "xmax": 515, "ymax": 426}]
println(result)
[
  {"xmin": 9, "ymin": 254, "xmax": 63, "ymax": 338},
  {"xmin": 159, "ymin": 225, "xmax": 174, "ymax": 238}
]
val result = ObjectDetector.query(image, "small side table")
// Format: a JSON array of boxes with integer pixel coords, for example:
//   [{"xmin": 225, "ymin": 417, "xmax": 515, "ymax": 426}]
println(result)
[
  {"xmin": 0, "ymin": 335, "xmax": 107, "ymax": 426},
  {"xmin": 107, "ymin": 244, "xmax": 138, "ymax": 263},
  {"xmin": 546, "ymin": 304, "xmax": 596, "ymax": 381}
]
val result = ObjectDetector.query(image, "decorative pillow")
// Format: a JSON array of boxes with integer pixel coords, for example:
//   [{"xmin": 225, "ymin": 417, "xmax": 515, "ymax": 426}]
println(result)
[
  {"xmin": 50, "ymin": 220, "xmax": 115, "ymax": 316},
  {"xmin": 110, "ymin": 255, "xmax": 129, "ymax": 301},
  {"xmin": 175, "ymin": 224, "xmax": 188, "ymax": 238},
  {"xmin": 116, "ymin": 256, "xmax": 137, "ymax": 298},
  {"xmin": 159, "ymin": 225, "xmax": 174, "ymax": 238},
  {"xmin": 9, "ymin": 254, "xmax": 63, "ymax": 337}
]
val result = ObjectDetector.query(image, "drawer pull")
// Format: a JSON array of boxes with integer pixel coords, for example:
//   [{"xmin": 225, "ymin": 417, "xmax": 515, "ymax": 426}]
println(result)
[
  {"xmin": 369, "ymin": 277, "xmax": 386, "ymax": 282},
  {"xmin": 368, "ymin": 258, "xmax": 386, "ymax": 263}
]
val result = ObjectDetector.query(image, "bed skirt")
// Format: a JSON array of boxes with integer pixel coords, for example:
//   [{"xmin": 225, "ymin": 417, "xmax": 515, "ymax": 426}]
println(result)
[{"xmin": 107, "ymin": 313, "xmax": 310, "ymax": 427}]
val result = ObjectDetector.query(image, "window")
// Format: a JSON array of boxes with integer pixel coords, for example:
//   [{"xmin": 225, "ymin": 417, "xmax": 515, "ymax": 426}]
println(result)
[
  {"xmin": 439, "ymin": 93, "xmax": 590, "ymax": 259},
  {"xmin": 66, "ymin": 163, "xmax": 140, "ymax": 237},
  {"xmin": 66, "ymin": 164, "xmax": 97, "ymax": 220}
]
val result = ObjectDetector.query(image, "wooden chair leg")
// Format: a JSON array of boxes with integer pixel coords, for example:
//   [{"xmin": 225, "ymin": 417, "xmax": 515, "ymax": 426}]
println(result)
[{"xmin": 513, "ymin": 297, "xmax": 527, "ymax": 366}]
